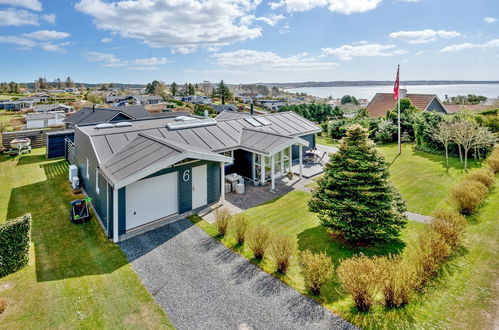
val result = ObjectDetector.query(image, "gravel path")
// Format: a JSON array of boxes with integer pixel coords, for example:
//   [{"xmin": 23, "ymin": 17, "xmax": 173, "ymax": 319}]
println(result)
[
  {"xmin": 405, "ymin": 211, "xmax": 433, "ymax": 223},
  {"xmin": 119, "ymin": 219, "xmax": 355, "ymax": 330}
]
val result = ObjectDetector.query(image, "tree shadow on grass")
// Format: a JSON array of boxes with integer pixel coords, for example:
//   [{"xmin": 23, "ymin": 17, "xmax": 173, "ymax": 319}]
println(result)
[
  {"xmin": 411, "ymin": 148, "xmax": 480, "ymax": 172},
  {"xmin": 7, "ymin": 160, "xmax": 128, "ymax": 282},
  {"xmin": 16, "ymin": 153, "xmax": 48, "ymax": 166}
]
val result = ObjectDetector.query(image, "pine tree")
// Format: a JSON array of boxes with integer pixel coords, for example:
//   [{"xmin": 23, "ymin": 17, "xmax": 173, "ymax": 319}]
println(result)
[{"xmin": 309, "ymin": 125, "xmax": 407, "ymax": 242}]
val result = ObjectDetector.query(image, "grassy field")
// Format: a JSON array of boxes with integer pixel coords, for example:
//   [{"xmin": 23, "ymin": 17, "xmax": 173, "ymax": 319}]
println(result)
[
  {"xmin": 0, "ymin": 110, "xmax": 23, "ymax": 131},
  {"xmin": 0, "ymin": 149, "xmax": 173, "ymax": 328},
  {"xmin": 194, "ymin": 144, "xmax": 497, "ymax": 329}
]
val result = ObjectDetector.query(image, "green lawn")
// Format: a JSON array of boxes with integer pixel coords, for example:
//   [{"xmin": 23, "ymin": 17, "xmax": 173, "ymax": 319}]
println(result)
[
  {"xmin": 194, "ymin": 144, "xmax": 498, "ymax": 329},
  {"xmin": 0, "ymin": 149, "xmax": 173, "ymax": 328},
  {"xmin": 0, "ymin": 110, "xmax": 23, "ymax": 131}
]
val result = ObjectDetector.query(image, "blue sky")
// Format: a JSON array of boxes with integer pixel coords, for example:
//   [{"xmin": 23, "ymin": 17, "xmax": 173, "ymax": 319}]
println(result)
[{"xmin": 0, "ymin": 0, "xmax": 498, "ymax": 84}]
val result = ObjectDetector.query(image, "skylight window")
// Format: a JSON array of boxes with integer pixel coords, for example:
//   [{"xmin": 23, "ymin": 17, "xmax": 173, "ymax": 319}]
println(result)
[
  {"xmin": 244, "ymin": 117, "xmax": 262, "ymax": 127},
  {"xmin": 167, "ymin": 118, "xmax": 217, "ymax": 130},
  {"xmin": 254, "ymin": 116, "xmax": 271, "ymax": 126}
]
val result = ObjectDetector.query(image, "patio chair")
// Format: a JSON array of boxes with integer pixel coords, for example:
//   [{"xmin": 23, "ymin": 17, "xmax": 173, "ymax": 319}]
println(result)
[{"xmin": 317, "ymin": 152, "xmax": 327, "ymax": 165}]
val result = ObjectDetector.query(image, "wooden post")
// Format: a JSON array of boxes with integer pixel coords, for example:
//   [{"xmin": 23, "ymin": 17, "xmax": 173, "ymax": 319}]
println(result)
[
  {"xmin": 271, "ymin": 154, "xmax": 275, "ymax": 190},
  {"xmin": 252, "ymin": 153, "xmax": 256, "ymax": 181},
  {"xmin": 113, "ymin": 188, "xmax": 119, "ymax": 243},
  {"xmin": 220, "ymin": 163, "xmax": 225, "ymax": 204},
  {"xmin": 299, "ymin": 145, "xmax": 303, "ymax": 179},
  {"xmin": 260, "ymin": 155, "xmax": 265, "ymax": 184}
]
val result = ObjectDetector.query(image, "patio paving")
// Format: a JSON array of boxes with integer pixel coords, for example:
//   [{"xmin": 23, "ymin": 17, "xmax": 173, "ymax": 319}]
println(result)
[
  {"xmin": 201, "ymin": 176, "xmax": 313, "ymax": 223},
  {"xmin": 291, "ymin": 144, "xmax": 338, "ymax": 179}
]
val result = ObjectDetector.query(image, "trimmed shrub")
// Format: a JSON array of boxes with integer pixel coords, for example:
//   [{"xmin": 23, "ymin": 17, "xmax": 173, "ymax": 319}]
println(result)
[
  {"xmin": 337, "ymin": 253, "xmax": 379, "ymax": 311},
  {"xmin": 377, "ymin": 256, "xmax": 416, "ymax": 308},
  {"xmin": 449, "ymin": 180, "xmax": 488, "ymax": 215},
  {"xmin": 430, "ymin": 210, "xmax": 467, "ymax": 250},
  {"xmin": 270, "ymin": 234, "xmax": 296, "ymax": 274},
  {"xmin": 0, "ymin": 214, "xmax": 31, "ymax": 278},
  {"xmin": 214, "ymin": 207, "xmax": 231, "ymax": 237},
  {"xmin": 412, "ymin": 230, "xmax": 451, "ymax": 288},
  {"xmin": 232, "ymin": 214, "xmax": 249, "ymax": 245},
  {"xmin": 300, "ymin": 250, "xmax": 333, "ymax": 295},
  {"xmin": 466, "ymin": 168, "xmax": 495, "ymax": 188},
  {"xmin": 246, "ymin": 225, "xmax": 271, "ymax": 259}
]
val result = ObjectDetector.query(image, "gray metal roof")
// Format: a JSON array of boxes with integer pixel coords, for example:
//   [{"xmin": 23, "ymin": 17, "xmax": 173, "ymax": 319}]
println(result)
[
  {"xmin": 215, "ymin": 110, "xmax": 250, "ymax": 120},
  {"xmin": 240, "ymin": 128, "xmax": 298, "ymax": 155},
  {"xmin": 64, "ymin": 105, "xmax": 151, "ymax": 125},
  {"xmin": 34, "ymin": 104, "xmax": 72, "ymax": 112},
  {"xmin": 79, "ymin": 111, "xmax": 320, "ymax": 169},
  {"xmin": 25, "ymin": 112, "xmax": 66, "ymax": 120},
  {"xmin": 99, "ymin": 132, "xmax": 229, "ymax": 187}
]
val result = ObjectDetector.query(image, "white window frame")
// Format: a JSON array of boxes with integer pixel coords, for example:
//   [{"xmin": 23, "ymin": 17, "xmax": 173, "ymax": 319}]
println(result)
[
  {"xmin": 221, "ymin": 150, "xmax": 234, "ymax": 166},
  {"xmin": 86, "ymin": 158, "xmax": 89, "ymax": 179},
  {"xmin": 95, "ymin": 169, "xmax": 100, "ymax": 195}
]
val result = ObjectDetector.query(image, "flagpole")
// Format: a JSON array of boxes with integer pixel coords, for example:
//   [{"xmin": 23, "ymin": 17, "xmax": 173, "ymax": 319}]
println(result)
[{"xmin": 397, "ymin": 64, "xmax": 401, "ymax": 155}]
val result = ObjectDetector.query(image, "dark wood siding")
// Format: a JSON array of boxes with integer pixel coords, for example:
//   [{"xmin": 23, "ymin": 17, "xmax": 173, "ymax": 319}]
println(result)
[
  {"xmin": 74, "ymin": 127, "xmax": 111, "ymax": 237},
  {"xmin": 292, "ymin": 133, "xmax": 316, "ymax": 159},
  {"xmin": 46, "ymin": 131, "xmax": 74, "ymax": 159},
  {"xmin": 426, "ymin": 98, "xmax": 447, "ymax": 113}
]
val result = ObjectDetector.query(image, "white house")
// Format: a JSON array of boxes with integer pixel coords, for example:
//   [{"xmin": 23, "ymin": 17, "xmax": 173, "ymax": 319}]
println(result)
[{"xmin": 25, "ymin": 111, "xmax": 66, "ymax": 129}]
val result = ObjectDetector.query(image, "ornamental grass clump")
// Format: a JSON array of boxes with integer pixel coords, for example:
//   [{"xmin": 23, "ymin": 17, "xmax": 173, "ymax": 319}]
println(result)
[
  {"xmin": 214, "ymin": 207, "xmax": 231, "ymax": 237},
  {"xmin": 487, "ymin": 148, "xmax": 499, "ymax": 174},
  {"xmin": 430, "ymin": 209, "xmax": 467, "ymax": 250},
  {"xmin": 270, "ymin": 233, "xmax": 296, "ymax": 274},
  {"xmin": 377, "ymin": 256, "xmax": 416, "ymax": 308},
  {"xmin": 246, "ymin": 225, "xmax": 271, "ymax": 260},
  {"xmin": 412, "ymin": 230, "xmax": 451, "ymax": 289},
  {"xmin": 466, "ymin": 168, "xmax": 495, "ymax": 188},
  {"xmin": 232, "ymin": 214, "xmax": 249, "ymax": 245},
  {"xmin": 449, "ymin": 180, "xmax": 488, "ymax": 215},
  {"xmin": 337, "ymin": 254, "xmax": 380, "ymax": 311},
  {"xmin": 300, "ymin": 250, "xmax": 333, "ymax": 295}
]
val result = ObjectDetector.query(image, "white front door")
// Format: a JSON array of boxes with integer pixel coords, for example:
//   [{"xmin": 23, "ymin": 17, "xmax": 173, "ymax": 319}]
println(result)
[
  {"xmin": 192, "ymin": 165, "xmax": 207, "ymax": 209},
  {"xmin": 125, "ymin": 172, "xmax": 178, "ymax": 230}
]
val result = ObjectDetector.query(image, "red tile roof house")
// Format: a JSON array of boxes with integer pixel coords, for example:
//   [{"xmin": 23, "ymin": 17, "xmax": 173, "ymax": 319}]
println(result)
[{"xmin": 366, "ymin": 90, "xmax": 448, "ymax": 117}]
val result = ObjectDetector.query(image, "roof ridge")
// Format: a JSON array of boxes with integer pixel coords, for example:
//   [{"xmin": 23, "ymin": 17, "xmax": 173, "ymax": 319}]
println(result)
[
  {"xmin": 241, "ymin": 127, "xmax": 292, "ymax": 139},
  {"xmin": 137, "ymin": 132, "xmax": 186, "ymax": 152}
]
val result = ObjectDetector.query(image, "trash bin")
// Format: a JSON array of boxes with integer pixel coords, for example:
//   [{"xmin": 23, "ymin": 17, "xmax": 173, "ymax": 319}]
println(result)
[
  {"xmin": 236, "ymin": 183, "xmax": 245, "ymax": 195},
  {"xmin": 225, "ymin": 182, "xmax": 231, "ymax": 193}
]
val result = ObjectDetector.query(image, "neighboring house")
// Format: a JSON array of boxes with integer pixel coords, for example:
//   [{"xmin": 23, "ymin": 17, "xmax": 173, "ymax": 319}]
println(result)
[
  {"xmin": 63, "ymin": 105, "xmax": 152, "ymax": 128},
  {"xmin": 179, "ymin": 95, "xmax": 212, "ymax": 104},
  {"xmin": 132, "ymin": 95, "xmax": 163, "ymax": 105},
  {"xmin": 367, "ymin": 91, "xmax": 448, "ymax": 117},
  {"xmin": 18, "ymin": 96, "xmax": 48, "ymax": 103},
  {"xmin": 258, "ymin": 100, "xmax": 286, "ymax": 111},
  {"xmin": 210, "ymin": 104, "xmax": 238, "ymax": 113},
  {"xmin": 34, "ymin": 104, "xmax": 73, "ymax": 113},
  {"xmin": 73, "ymin": 111, "xmax": 320, "ymax": 242},
  {"xmin": 25, "ymin": 111, "xmax": 66, "ymax": 129},
  {"xmin": 0, "ymin": 100, "xmax": 33, "ymax": 110}
]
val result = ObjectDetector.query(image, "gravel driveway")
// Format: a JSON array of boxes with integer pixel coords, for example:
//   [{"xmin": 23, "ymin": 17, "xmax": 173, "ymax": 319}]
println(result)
[{"xmin": 119, "ymin": 218, "xmax": 355, "ymax": 330}]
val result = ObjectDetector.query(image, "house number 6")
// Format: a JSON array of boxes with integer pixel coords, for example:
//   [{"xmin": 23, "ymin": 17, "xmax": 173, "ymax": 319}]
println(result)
[{"xmin": 183, "ymin": 170, "xmax": 190, "ymax": 182}]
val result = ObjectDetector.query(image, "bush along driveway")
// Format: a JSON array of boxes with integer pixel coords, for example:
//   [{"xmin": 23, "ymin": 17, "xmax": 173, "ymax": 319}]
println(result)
[{"xmin": 119, "ymin": 218, "xmax": 356, "ymax": 330}]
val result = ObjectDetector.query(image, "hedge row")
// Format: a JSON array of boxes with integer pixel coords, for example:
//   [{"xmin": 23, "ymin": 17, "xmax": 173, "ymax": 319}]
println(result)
[{"xmin": 0, "ymin": 214, "xmax": 32, "ymax": 278}]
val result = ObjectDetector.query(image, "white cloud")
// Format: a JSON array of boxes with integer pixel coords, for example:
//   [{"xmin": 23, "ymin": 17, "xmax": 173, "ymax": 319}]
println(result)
[
  {"xmin": 133, "ymin": 57, "xmax": 169, "ymax": 65},
  {"xmin": 75, "ymin": 0, "xmax": 263, "ymax": 52},
  {"xmin": 389, "ymin": 29, "xmax": 461, "ymax": 44},
  {"xmin": 241, "ymin": 14, "xmax": 285, "ymax": 26},
  {"xmin": 0, "ymin": 35, "xmax": 37, "ymax": 48},
  {"xmin": 0, "ymin": 0, "xmax": 42, "ymax": 11},
  {"xmin": 395, "ymin": 0, "xmax": 421, "ymax": 2},
  {"xmin": 440, "ymin": 38, "xmax": 499, "ymax": 53},
  {"xmin": 23, "ymin": 30, "xmax": 70, "ymax": 40},
  {"xmin": 40, "ymin": 42, "xmax": 71, "ymax": 53},
  {"xmin": 484, "ymin": 17, "xmax": 497, "ymax": 24},
  {"xmin": 212, "ymin": 49, "xmax": 339, "ymax": 70},
  {"xmin": 0, "ymin": 8, "xmax": 55, "ymax": 26},
  {"xmin": 81, "ymin": 52, "xmax": 170, "ymax": 69},
  {"xmin": 0, "ymin": 30, "xmax": 70, "ymax": 51},
  {"xmin": 269, "ymin": 0, "xmax": 382, "ymax": 14},
  {"xmin": 126, "ymin": 66, "xmax": 160, "ymax": 71},
  {"xmin": 101, "ymin": 37, "xmax": 113, "ymax": 43},
  {"xmin": 321, "ymin": 43, "xmax": 408, "ymax": 60}
]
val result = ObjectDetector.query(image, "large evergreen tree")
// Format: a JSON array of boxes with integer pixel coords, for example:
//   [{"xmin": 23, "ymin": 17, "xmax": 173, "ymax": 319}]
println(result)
[{"xmin": 309, "ymin": 125, "xmax": 407, "ymax": 242}]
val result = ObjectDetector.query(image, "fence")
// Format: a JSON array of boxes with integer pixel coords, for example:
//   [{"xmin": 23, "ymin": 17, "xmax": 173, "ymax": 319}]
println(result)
[
  {"xmin": 65, "ymin": 137, "xmax": 76, "ymax": 164},
  {"xmin": 1, "ymin": 129, "xmax": 47, "ymax": 149}
]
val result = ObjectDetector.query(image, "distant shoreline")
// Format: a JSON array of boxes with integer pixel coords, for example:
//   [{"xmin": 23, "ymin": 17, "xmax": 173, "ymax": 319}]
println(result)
[{"xmin": 270, "ymin": 81, "xmax": 499, "ymax": 89}]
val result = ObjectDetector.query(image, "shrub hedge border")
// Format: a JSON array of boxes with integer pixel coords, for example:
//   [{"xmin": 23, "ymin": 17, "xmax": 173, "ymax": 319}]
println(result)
[{"xmin": 0, "ymin": 214, "xmax": 32, "ymax": 278}]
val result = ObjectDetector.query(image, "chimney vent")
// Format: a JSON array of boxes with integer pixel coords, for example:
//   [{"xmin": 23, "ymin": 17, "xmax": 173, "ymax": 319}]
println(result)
[{"xmin": 250, "ymin": 102, "xmax": 254, "ymax": 116}]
